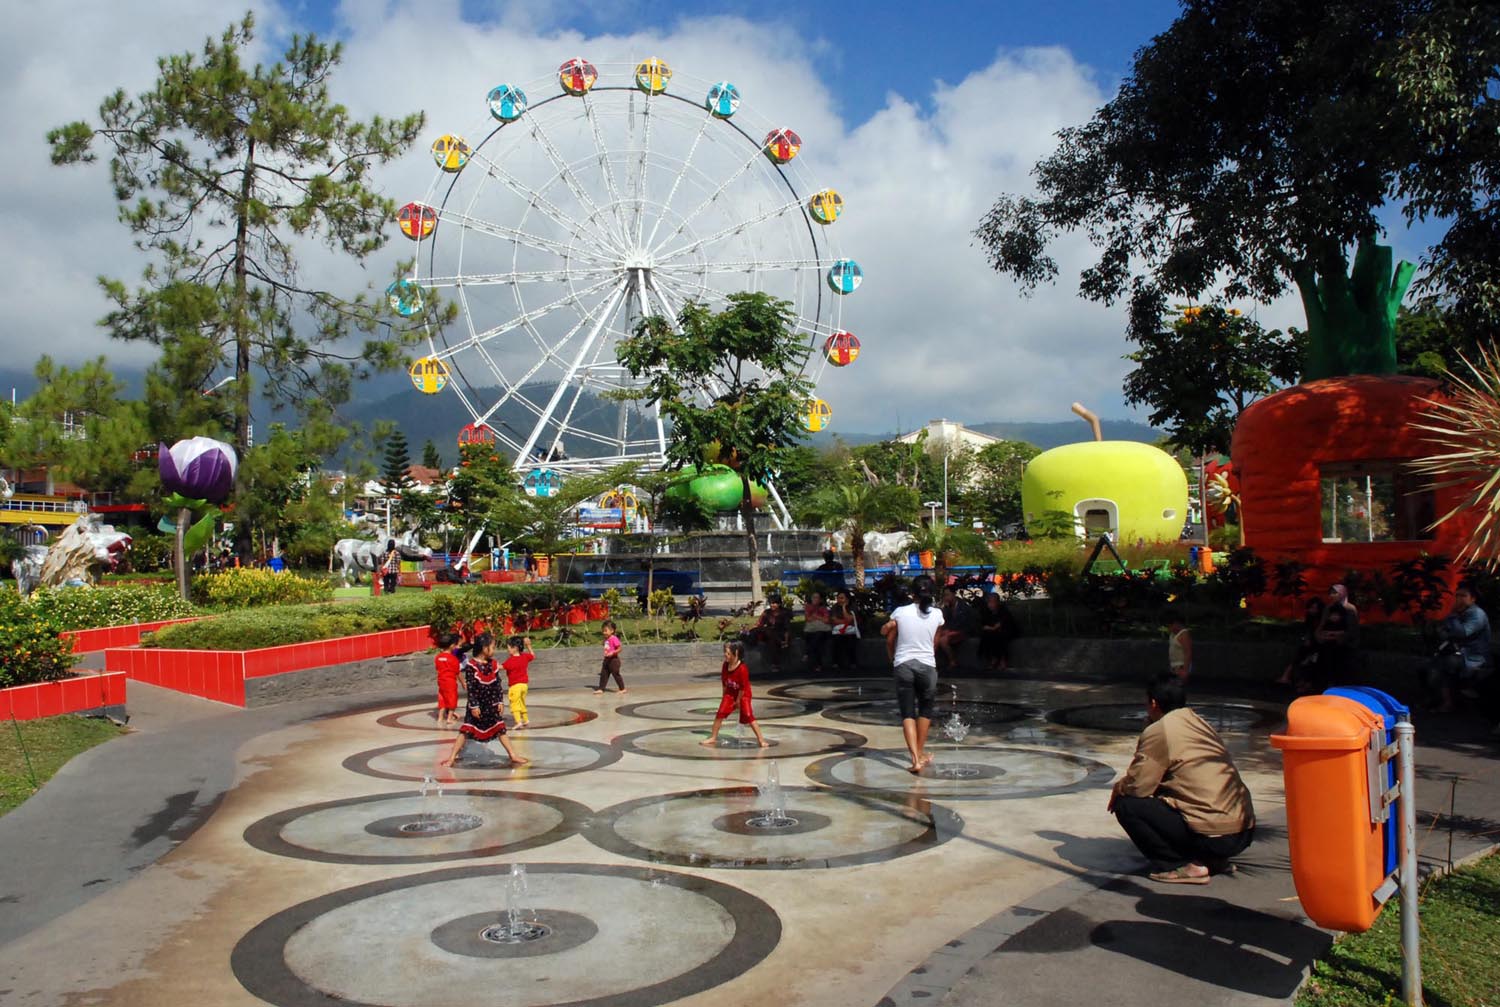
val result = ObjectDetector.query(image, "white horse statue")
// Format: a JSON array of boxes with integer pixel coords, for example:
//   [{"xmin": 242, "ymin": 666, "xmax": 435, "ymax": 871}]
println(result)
[{"xmin": 332, "ymin": 532, "xmax": 433, "ymax": 585}]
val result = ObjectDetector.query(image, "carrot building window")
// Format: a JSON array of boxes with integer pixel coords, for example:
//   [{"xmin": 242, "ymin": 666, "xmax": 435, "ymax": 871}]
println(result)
[{"xmin": 1319, "ymin": 462, "xmax": 1434, "ymax": 543}]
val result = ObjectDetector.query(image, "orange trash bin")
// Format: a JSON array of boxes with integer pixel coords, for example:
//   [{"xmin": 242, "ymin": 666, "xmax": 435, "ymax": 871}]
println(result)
[{"xmin": 1270, "ymin": 695, "xmax": 1388, "ymax": 932}]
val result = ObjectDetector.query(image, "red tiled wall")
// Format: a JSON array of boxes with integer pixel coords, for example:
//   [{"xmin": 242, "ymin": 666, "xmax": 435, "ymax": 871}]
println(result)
[
  {"xmin": 105, "ymin": 624, "xmax": 433, "ymax": 707},
  {"xmin": 63, "ymin": 618, "xmax": 203, "ymax": 654},
  {"xmin": 0, "ymin": 671, "xmax": 126, "ymax": 722}
]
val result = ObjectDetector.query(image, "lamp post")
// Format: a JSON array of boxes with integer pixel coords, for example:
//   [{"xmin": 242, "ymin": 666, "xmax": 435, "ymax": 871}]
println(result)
[{"xmin": 923, "ymin": 500, "xmax": 941, "ymax": 527}]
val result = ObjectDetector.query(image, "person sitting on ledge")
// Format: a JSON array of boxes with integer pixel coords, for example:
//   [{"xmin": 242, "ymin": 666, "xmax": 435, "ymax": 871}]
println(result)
[{"xmin": 1107, "ymin": 673, "xmax": 1255, "ymax": 884}]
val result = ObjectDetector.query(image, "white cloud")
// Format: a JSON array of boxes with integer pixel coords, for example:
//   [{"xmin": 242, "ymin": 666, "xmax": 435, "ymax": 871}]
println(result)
[{"xmin": 0, "ymin": 1, "xmax": 1315, "ymax": 439}]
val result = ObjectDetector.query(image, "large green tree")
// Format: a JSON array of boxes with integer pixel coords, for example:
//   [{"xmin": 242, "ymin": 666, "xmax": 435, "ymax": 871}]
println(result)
[
  {"xmin": 48, "ymin": 13, "xmax": 425, "ymax": 555},
  {"xmin": 1123, "ymin": 304, "xmax": 1303, "ymax": 455},
  {"xmin": 616, "ymin": 292, "xmax": 813, "ymax": 601},
  {"xmin": 5, "ymin": 357, "xmax": 149, "ymax": 500},
  {"xmin": 967, "ymin": 440, "xmax": 1042, "ymax": 531},
  {"xmin": 975, "ymin": 0, "xmax": 1500, "ymax": 361}
]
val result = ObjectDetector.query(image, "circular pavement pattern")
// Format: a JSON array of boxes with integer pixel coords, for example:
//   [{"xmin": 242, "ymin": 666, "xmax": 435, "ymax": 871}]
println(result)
[
  {"xmin": 804, "ymin": 744, "xmax": 1115, "ymax": 800},
  {"xmin": 376, "ymin": 704, "xmax": 599, "ymax": 732},
  {"xmin": 242, "ymin": 790, "xmax": 589, "ymax": 864},
  {"xmin": 230, "ymin": 863, "xmax": 781, "ymax": 1007},
  {"xmin": 613, "ymin": 696, "xmax": 820, "ymax": 722},
  {"xmin": 1046, "ymin": 702, "xmax": 1282, "ymax": 733},
  {"xmin": 343, "ymin": 737, "xmax": 621, "ymax": 783},
  {"xmin": 613, "ymin": 724, "xmax": 867, "ymax": 761},
  {"xmin": 820, "ymin": 699, "xmax": 1031, "ymax": 733},
  {"xmin": 583, "ymin": 785, "xmax": 961, "ymax": 869},
  {"xmin": 767, "ymin": 678, "xmax": 894, "ymax": 702}
]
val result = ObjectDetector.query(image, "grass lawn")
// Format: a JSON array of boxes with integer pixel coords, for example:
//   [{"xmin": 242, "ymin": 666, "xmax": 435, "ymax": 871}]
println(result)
[
  {"xmin": 0, "ymin": 715, "xmax": 126, "ymax": 816},
  {"xmin": 1297, "ymin": 852, "xmax": 1500, "ymax": 1007}
]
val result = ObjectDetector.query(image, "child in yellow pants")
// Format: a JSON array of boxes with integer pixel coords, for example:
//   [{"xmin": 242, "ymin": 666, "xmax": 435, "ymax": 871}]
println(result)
[{"xmin": 501, "ymin": 636, "xmax": 535, "ymax": 729}]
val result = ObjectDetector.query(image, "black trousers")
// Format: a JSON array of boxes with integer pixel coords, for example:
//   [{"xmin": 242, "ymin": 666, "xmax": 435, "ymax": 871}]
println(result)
[{"xmin": 1113, "ymin": 795, "xmax": 1253, "ymax": 872}]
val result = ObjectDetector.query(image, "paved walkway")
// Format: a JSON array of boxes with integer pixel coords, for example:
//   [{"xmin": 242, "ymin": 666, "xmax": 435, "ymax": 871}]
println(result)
[{"xmin": 0, "ymin": 656, "xmax": 1495, "ymax": 1006}]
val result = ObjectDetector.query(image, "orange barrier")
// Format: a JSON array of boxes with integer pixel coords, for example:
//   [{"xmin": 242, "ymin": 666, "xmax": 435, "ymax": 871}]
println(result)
[{"xmin": 1270, "ymin": 695, "xmax": 1387, "ymax": 932}]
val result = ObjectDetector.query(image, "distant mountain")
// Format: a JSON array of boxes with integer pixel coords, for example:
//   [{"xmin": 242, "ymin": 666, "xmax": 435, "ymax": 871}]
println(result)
[
  {"xmin": 810, "ymin": 418, "xmax": 1164, "ymax": 452},
  {"xmin": 967, "ymin": 419, "xmax": 1165, "ymax": 449},
  {"xmin": 1, "ymin": 361, "xmax": 1162, "ymax": 460}
]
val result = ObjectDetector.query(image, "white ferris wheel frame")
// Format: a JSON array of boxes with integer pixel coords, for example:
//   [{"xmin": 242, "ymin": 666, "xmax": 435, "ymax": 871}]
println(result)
[{"xmin": 406, "ymin": 61, "xmax": 859, "ymax": 523}]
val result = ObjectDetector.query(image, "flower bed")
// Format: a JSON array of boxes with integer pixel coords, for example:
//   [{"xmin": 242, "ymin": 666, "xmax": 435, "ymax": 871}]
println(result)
[
  {"xmin": 0, "ymin": 671, "xmax": 126, "ymax": 722},
  {"xmin": 106, "ymin": 626, "xmax": 434, "ymax": 706}
]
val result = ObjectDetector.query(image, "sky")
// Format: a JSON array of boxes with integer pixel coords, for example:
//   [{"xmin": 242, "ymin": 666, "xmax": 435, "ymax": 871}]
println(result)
[{"xmin": 0, "ymin": 0, "xmax": 1443, "ymax": 439}]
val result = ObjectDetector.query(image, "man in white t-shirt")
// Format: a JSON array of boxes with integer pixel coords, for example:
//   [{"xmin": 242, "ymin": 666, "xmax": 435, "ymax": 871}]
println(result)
[{"xmin": 881, "ymin": 582, "xmax": 944, "ymax": 773}]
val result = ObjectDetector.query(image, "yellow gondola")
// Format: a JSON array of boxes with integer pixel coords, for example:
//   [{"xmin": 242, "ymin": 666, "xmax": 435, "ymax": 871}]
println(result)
[
  {"xmin": 804, "ymin": 398, "xmax": 833, "ymax": 432},
  {"xmin": 634, "ymin": 58, "xmax": 672, "ymax": 94},
  {"xmin": 431, "ymin": 135, "xmax": 469, "ymax": 172},
  {"xmin": 809, "ymin": 189, "xmax": 843, "ymax": 224}
]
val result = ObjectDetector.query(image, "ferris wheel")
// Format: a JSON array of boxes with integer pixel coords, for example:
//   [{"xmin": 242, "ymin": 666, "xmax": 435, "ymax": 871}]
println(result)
[{"xmin": 394, "ymin": 57, "xmax": 864, "ymax": 497}]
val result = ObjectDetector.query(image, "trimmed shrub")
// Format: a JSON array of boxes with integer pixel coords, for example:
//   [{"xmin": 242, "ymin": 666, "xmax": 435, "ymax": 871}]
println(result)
[
  {"xmin": 137, "ymin": 585, "xmax": 586, "ymax": 651},
  {"xmin": 26, "ymin": 585, "xmax": 197, "ymax": 632},
  {"xmin": 0, "ymin": 592, "xmax": 73, "ymax": 687},
  {"xmin": 193, "ymin": 568, "xmax": 333, "ymax": 608},
  {"xmin": 142, "ymin": 593, "xmax": 434, "ymax": 651}
]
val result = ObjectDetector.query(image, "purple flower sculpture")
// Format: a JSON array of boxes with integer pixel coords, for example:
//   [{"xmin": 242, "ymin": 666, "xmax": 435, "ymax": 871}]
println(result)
[{"xmin": 159, "ymin": 437, "xmax": 238, "ymax": 504}]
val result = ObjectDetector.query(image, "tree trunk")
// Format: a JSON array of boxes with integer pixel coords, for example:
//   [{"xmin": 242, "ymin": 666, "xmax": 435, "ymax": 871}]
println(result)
[
  {"xmin": 1199, "ymin": 454, "xmax": 1210, "ymax": 548},
  {"xmin": 740, "ymin": 474, "xmax": 762, "ymax": 601},
  {"xmin": 174, "ymin": 506, "xmax": 192, "ymax": 602},
  {"xmin": 852, "ymin": 530, "xmax": 866, "ymax": 589},
  {"xmin": 231, "ymin": 140, "xmax": 256, "ymax": 564}
]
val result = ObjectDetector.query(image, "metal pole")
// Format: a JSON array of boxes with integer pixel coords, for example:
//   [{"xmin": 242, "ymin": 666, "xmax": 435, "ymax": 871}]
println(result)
[{"xmin": 1396, "ymin": 719, "xmax": 1422, "ymax": 1006}]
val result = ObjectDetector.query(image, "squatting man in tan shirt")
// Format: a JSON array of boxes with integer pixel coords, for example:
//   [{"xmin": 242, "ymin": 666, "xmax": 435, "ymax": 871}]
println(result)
[{"xmin": 1107, "ymin": 674, "xmax": 1256, "ymax": 884}]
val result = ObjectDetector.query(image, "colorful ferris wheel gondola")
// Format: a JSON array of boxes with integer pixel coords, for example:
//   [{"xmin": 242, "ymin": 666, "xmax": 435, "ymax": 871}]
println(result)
[
  {"xmin": 634, "ymin": 58, "xmax": 672, "ymax": 94},
  {"xmin": 804, "ymin": 398, "xmax": 833, "ymax": 432},
  {"xmin": 558, "ymin": 58, "xmax": 599, "ymax": 96},
  {"xmin": 487, "ymin": 84, "xmax": 528, "ymax": 122},
  {"xmin": 397, "ymin": 202, "xmax": 437, "ymax": 241},
  {"xmin": 763, "ymin": 128, "xmax": 801, "ymax": 164},
  {"xmin": 827, "ymin": 258, "xmax": 862, "ymax": 294},
  {"xmin": 386, "ymin": 279, "xmax": 424, "ymax": 317},
  {"xmin": 705, "ymin": 81, "xmax": 740, "ymax": 118},
  {"xmin": 809, "ymin": 188, "xmax": 843, "ymax": 224},
  {"xmin": 823, "ymin": 331, "xmax": 860, "ymax": 367},
  {"xmin": 431, "ymin": 134, "xmax": 470, "ymax": 172}
]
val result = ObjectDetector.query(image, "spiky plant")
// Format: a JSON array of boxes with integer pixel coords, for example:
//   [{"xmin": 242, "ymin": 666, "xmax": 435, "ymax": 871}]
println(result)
[{"xmin": 1410, "ymin": 346, "xmax": 1500, "ymax": 567}]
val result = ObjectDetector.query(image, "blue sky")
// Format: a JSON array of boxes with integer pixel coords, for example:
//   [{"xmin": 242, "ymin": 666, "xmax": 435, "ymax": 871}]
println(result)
[
  {"xmin": 296, "ymin": 0, "xmax": 1185, "ymax": 127},
  {"xmin": 7, "ymin": 0, "xmax": 1451, "ymax": 434}
]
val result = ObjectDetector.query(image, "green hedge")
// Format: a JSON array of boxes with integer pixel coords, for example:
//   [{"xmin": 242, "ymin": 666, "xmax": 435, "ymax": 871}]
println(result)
[
  {"xmin": 25, "ymin": 585, "xmax": 197, "ymax": 632},
  {"xmin": 140, "ymin": 584, "xmax": 587, "ymax": 652}
]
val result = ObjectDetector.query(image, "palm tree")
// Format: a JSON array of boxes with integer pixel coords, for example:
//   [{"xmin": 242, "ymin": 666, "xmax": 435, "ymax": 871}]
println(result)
[
  {"xmin": 1411, "ymin": 347, "xmax": 1500, "ymax": 567},
  {"xmin": 804, "ymin": 481, "xmax": 917, "ymax": 587}
]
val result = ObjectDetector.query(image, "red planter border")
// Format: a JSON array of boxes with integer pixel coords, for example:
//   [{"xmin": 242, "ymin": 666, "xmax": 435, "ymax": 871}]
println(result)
[
  {"xmin": 104, "ymin": 625, "xmax": 435, "ymax": 708},
  {"xmin": 0, "ymin": 671, "xmax": 126, "ymax": 722},
  {"xmin": 63, "ymin": 618, "xmax": 204, "ymax": 654}
]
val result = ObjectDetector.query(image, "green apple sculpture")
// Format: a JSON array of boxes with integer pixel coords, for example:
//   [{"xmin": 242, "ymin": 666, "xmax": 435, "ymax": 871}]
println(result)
[{"xmin": 1020, "ymin": 404, "xmax": 1188, "ymax": 542}]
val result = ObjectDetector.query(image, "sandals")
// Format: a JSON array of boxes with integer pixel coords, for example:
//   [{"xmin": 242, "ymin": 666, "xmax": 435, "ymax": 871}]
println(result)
[{"xmin": 1149, "ymin": 867, "xmax": 1210, "ymax": 885}]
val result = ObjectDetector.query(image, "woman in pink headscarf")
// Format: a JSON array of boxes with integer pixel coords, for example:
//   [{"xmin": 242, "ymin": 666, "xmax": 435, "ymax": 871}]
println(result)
[{"xmin": 1313, "ymin": 583, "xmax": 1360, "ymax": 687}]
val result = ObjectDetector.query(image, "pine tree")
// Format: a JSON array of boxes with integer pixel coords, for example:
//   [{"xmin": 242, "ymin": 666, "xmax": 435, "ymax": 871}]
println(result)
[
  {"xmin": 48, "ymin": 13, "xmax": 425, "ymax": 556},
  {"xmin": 381, "ymin": 430, "xmax": 416, "ymax": 503},
  {"xmin": 421, "ymin": 439, "xmax": 443, "ymax": 471}
]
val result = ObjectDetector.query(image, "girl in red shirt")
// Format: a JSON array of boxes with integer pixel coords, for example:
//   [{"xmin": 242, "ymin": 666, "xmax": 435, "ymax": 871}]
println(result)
[
  {"xmin": 440, "ymin": 634, "xmax": 529, "ymax": 768},
  {"xmin": 700, "ymin": 640, "xmax": 769, "ymax": 747}
]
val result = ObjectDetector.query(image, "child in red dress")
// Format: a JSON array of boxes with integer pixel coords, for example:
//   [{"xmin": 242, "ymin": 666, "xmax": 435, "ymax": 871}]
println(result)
[
  {"xmin": 433, "ymin": 631, "xmax": 464, "ymax": 729},
  {"xmin": 700, "ymin": 640, "xmax": 769, "ymax": 747},
  {"xmin": 440, "ymin": 634, "xmax": 529, "ymax": 767}
]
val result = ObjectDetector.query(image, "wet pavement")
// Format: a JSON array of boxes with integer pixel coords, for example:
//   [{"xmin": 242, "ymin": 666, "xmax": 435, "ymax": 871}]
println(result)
[{"xmin": 0, "ymin": 665, "xmax": 1495, "ymax": 1007}]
